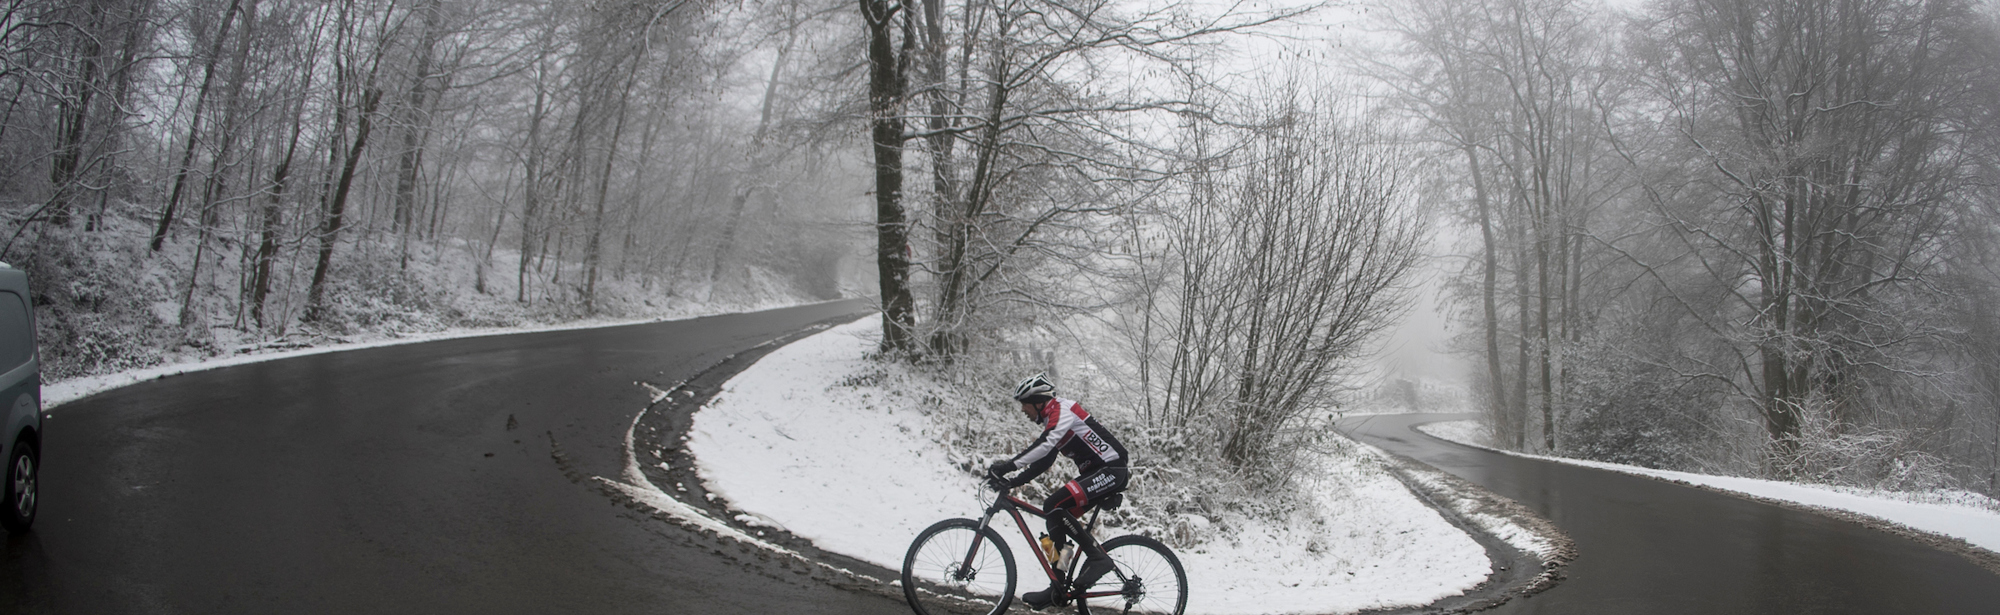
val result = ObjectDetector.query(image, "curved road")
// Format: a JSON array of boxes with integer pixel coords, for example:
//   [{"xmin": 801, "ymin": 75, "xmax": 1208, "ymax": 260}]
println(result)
[
  {"xmin": 1338, "ymin": 413, "xmax": 2000, "ymax": 615},
  {"xmin": 9, "ymin": 310, "xmax": 1996, "ymax": 614},
  {"xmin": 0, "ymin": 301, "xmax": 903, "ymax": 614}
]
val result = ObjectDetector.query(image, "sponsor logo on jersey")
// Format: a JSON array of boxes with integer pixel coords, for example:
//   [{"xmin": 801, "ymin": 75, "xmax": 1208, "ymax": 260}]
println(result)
[{"xmin": 1081, "ymin": 429, "xmax": 1112, "ymax": 456}]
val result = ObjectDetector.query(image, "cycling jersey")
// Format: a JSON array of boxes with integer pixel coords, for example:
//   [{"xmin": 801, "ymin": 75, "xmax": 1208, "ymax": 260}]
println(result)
[
  {"xmin": 1007, "ymin": 397, "xmax": 1128, "ymax": 484},
  {"xmin": 1000, "ymin": 395, "xmax": 1133, "ymax": 586}
]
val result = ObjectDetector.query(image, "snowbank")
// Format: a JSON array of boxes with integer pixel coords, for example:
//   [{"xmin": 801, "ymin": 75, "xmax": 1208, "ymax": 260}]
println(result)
[
  {"xmin": 1416, "ymin": 420, "xmax": 2000, "ymax": 556},
  {"xmin": 43, "ymin": 300, "xmax": 842, "ymax": 411},
  {"xmin": 688, "ymin": 318, "xmax": 1491, "ymax": 614}
]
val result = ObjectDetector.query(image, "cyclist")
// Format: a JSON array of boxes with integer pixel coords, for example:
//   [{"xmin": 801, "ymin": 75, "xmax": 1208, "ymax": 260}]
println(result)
[{"xmin": 985, "ymin": 373, "xmax": 1131, "ymax": 610}]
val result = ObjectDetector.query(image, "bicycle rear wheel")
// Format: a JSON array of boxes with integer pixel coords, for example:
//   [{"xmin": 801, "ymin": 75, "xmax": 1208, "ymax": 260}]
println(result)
[
  {"xmin": 1078, "ymin": 534, "xmax": 1187, "ymax": 615},
  {"xmin": 902, "ymin": 518, "xmax": 1017, "ymax": 615}
]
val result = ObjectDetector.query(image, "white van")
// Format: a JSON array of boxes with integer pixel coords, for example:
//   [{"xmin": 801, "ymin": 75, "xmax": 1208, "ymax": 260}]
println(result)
[{"xmin": 0, "ymin": 263, "xmax": 38, "ymax": 533}]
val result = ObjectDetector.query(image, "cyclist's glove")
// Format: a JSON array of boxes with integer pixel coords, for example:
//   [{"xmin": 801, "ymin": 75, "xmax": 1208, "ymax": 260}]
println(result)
[{"xmin": 985, "ymin": 460, "xmax": 1015, "ymax": 491}]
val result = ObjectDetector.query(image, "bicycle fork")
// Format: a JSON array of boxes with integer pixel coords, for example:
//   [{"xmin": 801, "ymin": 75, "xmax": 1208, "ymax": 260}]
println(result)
[{"xmin": 954, "ymin": 505, "xmax": 1007, "ymax": 583}]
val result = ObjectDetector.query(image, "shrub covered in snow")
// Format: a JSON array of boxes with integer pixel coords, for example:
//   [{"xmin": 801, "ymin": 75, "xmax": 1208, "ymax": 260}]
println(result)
[
  {"xmin": 13, "ymin": 220, "xmax": 179, "ymax": 379},
  {"xmin": 850, "ymin": 340, "xmax": 1376, "ymax": 551},
  {"xmin": 1557, "ymin": 340, "xmax": 1721, "ymax": 471}
]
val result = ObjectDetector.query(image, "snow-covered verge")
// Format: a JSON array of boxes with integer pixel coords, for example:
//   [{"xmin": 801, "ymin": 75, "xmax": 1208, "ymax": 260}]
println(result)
[
  {"xmin": 1416, "ymin": 419, "xmax": 2000, "ymax": 558},
  {"xmin": 683, "ymin": 318, "xmax": 1496, "ymax": 615},
  {"xmin": 26, "ymin": 214, "xmax": 838, "ymax": 410},
  {"xmin": 42, "ymin": 296, "xmax": 842, "ymax": 411},
  {"xmin": 19, "ymin": 215, "xmax": 841, "ymax": 393}
]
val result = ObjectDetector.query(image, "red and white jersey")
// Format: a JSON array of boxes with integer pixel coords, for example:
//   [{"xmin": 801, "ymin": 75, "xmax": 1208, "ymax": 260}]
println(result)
[{"xmin": 1011, "ymin": 397, "xmax": 1128, "ymax": 477}]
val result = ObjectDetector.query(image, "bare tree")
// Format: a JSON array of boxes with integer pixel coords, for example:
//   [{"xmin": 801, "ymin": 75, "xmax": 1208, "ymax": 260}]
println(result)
[
  {"xmin": 1367, "ymin": 0, "xmax": 1629, "ymax": 452},
  {"xmin": 904, "ymin": 0, "xmax": 1302, "ymax": 358},
  {"xmin": 860, "ymin": 0, "xmax": 919, "ymax": 352},
  {"xmin": 305, "ymin": 0, "xmax": 397, "ymax": 322},
  {"xmin": 153, "ymin": 0, "xmax": 246, "ymax": 251},
  {"xmin": 709, "ymin": 0, "xmax": 808, "ymax": 290},
  {"xmin": 1634, "ymin": 0, "xmax": 1992, "ymax": 473},
  {"xmin": 176, "ymin": 0, "xmax": 264, "ymax": 328},
  {"xmin": 0, "ymin": 0, "xmax": 156, "ymax": 237},
  {"xmin": 1152, "ymin": 99, "xmax": 1424, "ymax": 478},
  {"xmin": 389, "ymin": 0, "xmax": 445, "ymax": 268}
]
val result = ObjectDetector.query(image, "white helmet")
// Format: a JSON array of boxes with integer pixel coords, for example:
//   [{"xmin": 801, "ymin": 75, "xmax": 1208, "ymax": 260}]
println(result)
[{"xmin": 1012, "ymin": 373, "xmax": 1055, "ymax": 403}]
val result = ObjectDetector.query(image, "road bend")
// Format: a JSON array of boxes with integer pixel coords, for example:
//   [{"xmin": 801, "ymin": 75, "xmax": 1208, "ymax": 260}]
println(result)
[
  {"xmin": 1338, "ymin": 412, "xmax": 2000, "ymax": 615},
  {"xmin": 1, "ymin": 300, "xmax": 904, "ymax": 615}
]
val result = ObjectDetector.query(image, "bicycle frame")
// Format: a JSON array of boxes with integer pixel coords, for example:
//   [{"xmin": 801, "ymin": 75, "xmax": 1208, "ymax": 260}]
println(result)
[{"xmin": 962, "ymin": 489, "xmax": 1126, "ymax": 603}]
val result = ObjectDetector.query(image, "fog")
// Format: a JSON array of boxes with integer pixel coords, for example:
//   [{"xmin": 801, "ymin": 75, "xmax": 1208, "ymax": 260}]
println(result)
[{"xmin": 4, "ymin": 0, "xmax": 1997, "ymax": 493}]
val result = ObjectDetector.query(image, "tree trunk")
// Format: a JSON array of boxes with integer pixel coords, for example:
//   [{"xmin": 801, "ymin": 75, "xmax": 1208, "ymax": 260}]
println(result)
[
  {"xmin": 180, "ymin": 0, "xmax": 260, "ymax": 328},
  {"xmin": 861, "ymin": 0, "xmax": 916, "ymax": 354},
  {"xmin": 930, "ymin": 12, "xmax": 1015, "ymax": 356},
  {"xmin": 618, "ymin": 74, "xmax": 667, "ymax": 281},
  {"xmin": 1513, "ymin": 209, "xmax": 1531, "ymax": 450},
  {"xmin": 586, "ymin": 53, "xmax": 639, "ymax": 314},
  {"xmin": 306, "ymin": 83, "xmax": 383, "ymax": 322},
  {"xmin": 252, "ymin": 57, "xmax": 318, "ymax": 331},
  {"xmin": 153, "ymin": 0, "xmax": 244, "ymax": 251},
  {"xmin": 48, "ymin": 23, "xmax": 101, "ymax": 229},
  {"xmin": 519, "ymin": 70, "xmax": 550, "ymax": 304},
  {"xmin": 89, "ymin": 0, "xmax": 159, "ymax": 232},
  {"xmin": 393, "ymin": 0, "xmax": 444, "ymax": 269},
  {"xmin": 919, "ymin": 0, "xmax": 961, "ymax": 345},
  {"xmin": 711, "ymin": 25, "xmax": 797, "ymax": 288},
  {"xmin": 1466, "ymin": 144, "xmax": 1507, "ymax": 444},
  {"xmin": 1538, "ymin": 214, "xmax": 1554, "ymax": 452}
]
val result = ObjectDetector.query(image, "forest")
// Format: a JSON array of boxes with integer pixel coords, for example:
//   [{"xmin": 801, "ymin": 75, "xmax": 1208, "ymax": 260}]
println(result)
[
  {"xmin": 4, "ymin": 0, "xmax": 1998, "ymax": 501},
  {"xmin": 3, "ymin": 0, "xmax": 869, "ymax": 382}
]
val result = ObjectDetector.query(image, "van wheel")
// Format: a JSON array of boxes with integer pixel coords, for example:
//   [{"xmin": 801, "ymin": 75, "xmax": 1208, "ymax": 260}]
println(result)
[{"xmin": 2, "ymin": 438, "xmax": 35, "ymax": 533}]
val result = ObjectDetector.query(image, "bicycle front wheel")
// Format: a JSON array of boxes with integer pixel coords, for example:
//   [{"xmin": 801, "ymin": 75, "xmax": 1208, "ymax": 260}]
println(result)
[
  {"xmin": 902, "ymin": 518, "xmax": 1017, "ymax": 615},
  {"xmin": 1079, "ymin": 534, "xmax": 1187, "ymax": 615}
]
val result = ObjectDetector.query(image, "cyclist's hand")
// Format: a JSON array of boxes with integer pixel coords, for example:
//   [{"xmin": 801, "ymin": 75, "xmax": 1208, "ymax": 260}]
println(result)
[{"xmin": 984, "ymin": 460, "xmax": 1015, "ymax": 491}]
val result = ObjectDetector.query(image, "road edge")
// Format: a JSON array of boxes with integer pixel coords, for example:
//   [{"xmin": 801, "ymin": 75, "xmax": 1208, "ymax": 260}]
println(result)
[
  {"xmin": 1415, "ymin": 421, "xmax": 2000, "ymax": 581},
  {"xmin": 555, "ymin": 310, "xmax": 911, "ymax": 603},
  {"xmin": 1343, "ymin": 436, "xmax": 1578, "ymax": 614}
]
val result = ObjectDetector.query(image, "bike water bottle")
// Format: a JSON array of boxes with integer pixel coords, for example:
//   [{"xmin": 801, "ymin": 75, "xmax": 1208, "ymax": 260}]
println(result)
[{"xmin": 1039, "ymin": 533, "xmax": 1056, "ymax": 562}]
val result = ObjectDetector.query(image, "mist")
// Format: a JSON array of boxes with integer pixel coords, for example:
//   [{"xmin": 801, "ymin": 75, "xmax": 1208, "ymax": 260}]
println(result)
[{"xmin": 3, "ymin": 0, "xmax": 1997, "ymax": 495}]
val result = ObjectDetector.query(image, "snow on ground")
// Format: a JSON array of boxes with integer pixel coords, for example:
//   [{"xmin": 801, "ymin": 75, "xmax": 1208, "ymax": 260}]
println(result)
[
  {"xmin": 42, "ymin": 298, "xmax": 840, "ymax": 411},
  {"xmin": 1416, "ymin": 419, "xmax": 2000, "ymax": 556},
  {"xmin": 1414, "ymin": 420, "xmax": 1490, "ymax": 450},
  {"xmin": 687, "ymin": 318, "xmax": 1491, "ymax": 614},
  {"xmin": 29, "ymin": 212, "xmax": 836, "ymax": 405}
]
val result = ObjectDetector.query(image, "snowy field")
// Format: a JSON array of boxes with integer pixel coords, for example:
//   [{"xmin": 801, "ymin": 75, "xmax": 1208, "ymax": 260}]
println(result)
[
  {"xmin": 1415, "ymin": 420, "xmax": 2000, "ymax": 556},
  {"xmin": 686, "ymin": 318, "xmax": 1492, "ymax": 615}
]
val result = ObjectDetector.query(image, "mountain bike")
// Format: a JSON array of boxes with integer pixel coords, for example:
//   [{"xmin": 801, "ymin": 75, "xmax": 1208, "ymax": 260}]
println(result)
[{"xmin": 900, "ymin": 484, "xmax": 1187, "ymax": 615}]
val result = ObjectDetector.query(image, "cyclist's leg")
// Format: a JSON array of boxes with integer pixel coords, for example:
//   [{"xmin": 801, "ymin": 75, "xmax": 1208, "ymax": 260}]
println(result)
[
  {"xmin": 1069, "ymin": 466, "xmax": 1130, "ymax": 591},
  {"xmin": 1024, "ymin": 485, "xmax": 1090, "ymax": 609},
  {"xmin": 1042, "ymin": 482, "xmax": 1088, "ymax": 556},
  {"xmin": 1045, "ymin": 465, "xmax": 1129, "ymax": 550}
]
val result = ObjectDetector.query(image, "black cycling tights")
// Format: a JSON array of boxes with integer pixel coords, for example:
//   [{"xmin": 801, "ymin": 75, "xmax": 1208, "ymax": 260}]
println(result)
[{"xmin": 1041, "ymin": 465, "xmax": 1129, "ymax": 553}]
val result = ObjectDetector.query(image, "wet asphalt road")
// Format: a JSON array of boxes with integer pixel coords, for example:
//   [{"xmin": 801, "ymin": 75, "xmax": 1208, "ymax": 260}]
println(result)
[
  {"xmin": 1337, "ymin": 413, "xmax": 2000, "ymax": 615},
  {"xmin": 11, "ymin": 309, "xmax": 1997, "ymax": 615},
  {"xmin": 0, "ymin": 300, "xmax": 903, "ymax": 615}
]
